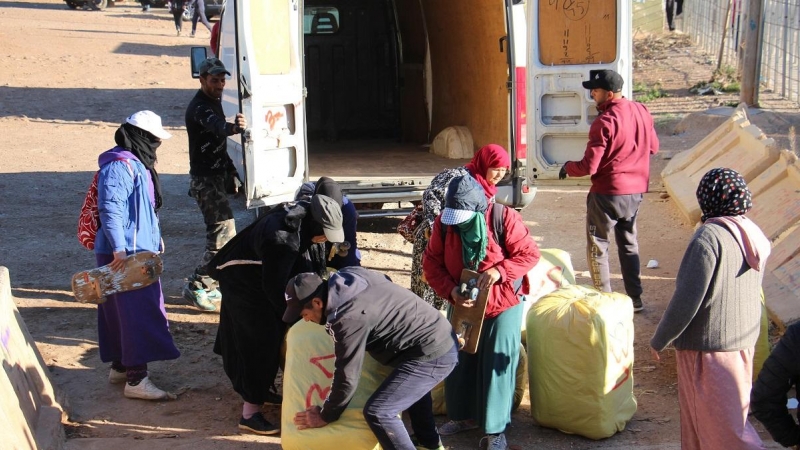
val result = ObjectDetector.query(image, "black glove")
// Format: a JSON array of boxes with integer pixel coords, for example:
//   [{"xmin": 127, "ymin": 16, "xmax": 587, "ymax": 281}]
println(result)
[{"xmin": 559, "ymin": 164, "xmax": 569, "ymax": 180}]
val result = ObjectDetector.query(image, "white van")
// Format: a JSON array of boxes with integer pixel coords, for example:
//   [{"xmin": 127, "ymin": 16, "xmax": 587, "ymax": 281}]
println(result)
[{"xmin": 192, "ymin": 0, "xmax": 631, "ymax": 216}]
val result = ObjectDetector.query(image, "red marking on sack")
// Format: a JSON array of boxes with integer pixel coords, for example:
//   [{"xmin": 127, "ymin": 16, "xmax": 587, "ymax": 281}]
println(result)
[
  {"xmin": 309, "ymin": 354, "xmax": 336, "ymax": 379},
  {"xmin": 611, "ymin": 366, "xmax": 631, "ymax": 391},
  {"xmin": 546, "ymin": 266, "xmax": 563, "ymax": 285},
  {"xmin": 305, "ymin": 383, "xmax": 331, "ymax": 410}
]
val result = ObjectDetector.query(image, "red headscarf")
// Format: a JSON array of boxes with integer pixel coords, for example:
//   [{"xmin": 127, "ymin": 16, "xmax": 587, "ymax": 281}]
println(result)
[{"xmin": 465, "ymin": 144, "xmax": 511, "ymax": 199}]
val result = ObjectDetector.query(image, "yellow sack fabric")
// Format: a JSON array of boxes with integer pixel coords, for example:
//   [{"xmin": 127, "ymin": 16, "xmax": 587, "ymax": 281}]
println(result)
[
  {"xmin": 752, "ymin": 290, "xmax": 770, "ymax": 382},
  {"xmin": 526, "ymin": 285, "xmax": 637, "ymax": 440},
  {"xmin": 281, "ymin": 321, "xmax": 391, "ymax": 450},
  {"xmin": 521, "ymin": 249, "xmax": 577, "ymax": 345}
]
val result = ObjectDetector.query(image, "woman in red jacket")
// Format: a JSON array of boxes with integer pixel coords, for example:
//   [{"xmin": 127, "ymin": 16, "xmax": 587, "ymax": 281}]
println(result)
[{"xmin": 423, "ymin": 175, "xmax": 540, "ymax": 450}]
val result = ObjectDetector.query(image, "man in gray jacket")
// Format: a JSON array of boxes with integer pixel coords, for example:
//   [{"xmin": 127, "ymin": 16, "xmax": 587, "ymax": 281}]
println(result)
[{"xmin": 284, "ymin": 267, "xmax": 458, "ymax": 450}]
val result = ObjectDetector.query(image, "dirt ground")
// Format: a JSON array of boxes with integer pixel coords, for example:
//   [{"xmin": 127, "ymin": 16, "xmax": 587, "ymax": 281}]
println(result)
[{"xmin": 2, "ymin": 1, "xmax": 798, "ymax": 449}]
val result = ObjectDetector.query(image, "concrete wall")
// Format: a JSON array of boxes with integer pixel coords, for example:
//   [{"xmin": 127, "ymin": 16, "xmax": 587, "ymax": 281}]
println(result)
[{"xmin": 0, "ymin": 266, "xmax": 65, "ymax": 450}]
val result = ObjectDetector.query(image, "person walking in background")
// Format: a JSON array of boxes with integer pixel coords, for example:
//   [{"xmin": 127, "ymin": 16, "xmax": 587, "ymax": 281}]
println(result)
[
  {"xmin": 182, "ymin": 57, "xmax": 247, "ymax": 312},
  {"xmin": 140, "ymin": 0, "xmax": 152, "ymax": 12},
  {"xmin": 208, "ymin": 194, "xmax": 344, "ymax": 435},
  {"xmin": 665, "ymin": 0, "xmax": 684, "ymax": 32},
  {"xmin": 423, "ymin": 175, "xmax": 540, "ymax": 450},
  {"xmin": 95, "ymin": 111, "xmax": 180, "ymax": 400},
  {"xmin": 189, "ymin": 0, "xmax": 212, "ymax": 38},
  {"xmin": 751, "ymin": 321, "xmax": 800, "ymax": 448},
  {"xmin": 285, "ymin": 267, "xmax": 457, "ymax": 450},
  {"xmin": 410, "ymin": 144, "xmax": 511, "ymax": 311},
  {"xmin": 168, "ymin": 1, "xmax": 187, "ymax": 36},
  {"xmin": 650, "ymin": 168, "xmax": 771, "ymax": 450},
  {"xmin": 559, "ymin": 69, "xmax": 659, "ymax": 312}
]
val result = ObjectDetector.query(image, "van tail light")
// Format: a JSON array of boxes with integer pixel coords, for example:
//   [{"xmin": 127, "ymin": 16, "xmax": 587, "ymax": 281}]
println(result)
[{"xmin": 515, "ymin": 66, "xmax": 527, "ymax": 160}]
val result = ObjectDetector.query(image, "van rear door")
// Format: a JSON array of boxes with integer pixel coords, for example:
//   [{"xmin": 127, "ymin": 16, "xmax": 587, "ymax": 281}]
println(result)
[
  {"xmin": 221, "ymin": 0, "xmax": 307, "ymax": 208},
  {"xmin": 496, "ymin": 0, "xmax": 536, "ymax": 208},
  {"xmin": 526, "ymin": 0, "xmax": 632, "ymax": 182}
]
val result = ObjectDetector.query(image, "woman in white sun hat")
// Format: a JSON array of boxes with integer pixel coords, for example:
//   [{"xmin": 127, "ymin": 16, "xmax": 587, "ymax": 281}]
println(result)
[{"xmin": 95, "ymin": 110, "xmax": 180, "ymax": 401}]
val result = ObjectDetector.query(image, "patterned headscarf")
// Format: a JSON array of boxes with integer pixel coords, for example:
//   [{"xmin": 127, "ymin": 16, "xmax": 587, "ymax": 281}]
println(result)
[
  {"xmin": 464, "ymin": 144, "xmax": 511, "ymax": 199},
  {"xmin": 696, "ymin": 168, "xmax": 752, "ymax": 222}
]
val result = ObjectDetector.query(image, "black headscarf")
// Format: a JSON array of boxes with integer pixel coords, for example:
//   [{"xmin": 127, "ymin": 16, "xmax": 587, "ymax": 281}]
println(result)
[
  {"xmin": 696, "ymin": 168, "xmax": 752, "ymax": 222},
  {"xmin": 115, "ymin": 123, "xmax": 164, "ymax": 211}
]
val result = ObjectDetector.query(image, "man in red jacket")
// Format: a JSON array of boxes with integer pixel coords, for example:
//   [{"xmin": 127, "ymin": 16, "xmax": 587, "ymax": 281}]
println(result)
[{"xmin": 559, "ymin": 69, "xmax": 659, "ymax": 312}]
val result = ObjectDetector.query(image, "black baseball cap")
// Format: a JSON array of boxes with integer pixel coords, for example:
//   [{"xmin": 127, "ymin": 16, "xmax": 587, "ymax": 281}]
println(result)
[
  {"xmin": 283, "ymin": 273, "xmax": 326, "ymax": 323},
  {"xmin": 199, "ymin": 57, "xmax": 231, "ymax": 76},
  {"xmin": 582, "ymin": 69, "xmax": 624, "ymax": 92},
  {"xmin": 311, "ymin": 194, "xmax": 345, "ymax": 243}
]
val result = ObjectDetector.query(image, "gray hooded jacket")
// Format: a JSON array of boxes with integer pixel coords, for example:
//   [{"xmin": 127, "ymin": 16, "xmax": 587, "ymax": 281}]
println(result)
[{"xmin": 319, "ymin": 266, "xmax": 456, "ymax": 423}]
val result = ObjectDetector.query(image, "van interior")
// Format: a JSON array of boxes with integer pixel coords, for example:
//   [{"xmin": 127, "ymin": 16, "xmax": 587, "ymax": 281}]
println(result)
[{"xmin": 303, "ymin": 0, "xmax": 513, "ymax": 178}]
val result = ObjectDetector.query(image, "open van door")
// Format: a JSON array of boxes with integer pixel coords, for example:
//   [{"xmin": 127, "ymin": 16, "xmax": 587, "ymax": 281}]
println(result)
[
  {"xmin": 495, "ymin": 0, "xmax": 537, "ymax": 208},
  {"xmin": 526, "ymin": 0, "xmax": 632, "ymax": 182},
  {"xmin": 218, "ymin": 0, "xmax": 307, "ymax": 208}
]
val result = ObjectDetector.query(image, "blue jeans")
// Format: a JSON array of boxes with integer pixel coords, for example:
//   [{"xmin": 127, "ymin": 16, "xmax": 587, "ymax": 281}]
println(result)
[{"xmin": 363, "ymin": 339, "xmax": 459, "ymax": 450}]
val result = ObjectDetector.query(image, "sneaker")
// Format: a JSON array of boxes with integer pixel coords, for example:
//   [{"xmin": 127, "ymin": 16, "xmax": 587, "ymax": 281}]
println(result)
[
  {"xmin": 414, "ymin": 443, "xmax": 445, "ymax": 450},
  {"xmin": 183, "ymin": 284, "xmax": 217, "ymax": 312},
  {"xmin": 631, "ymin": 296, "xmax": 643, "ymax": 313},
  {"xmin": 206, "ymin": 288, "xmax": 222, "ymax": 302},
  {"xmin": 410, "ymin": 435, "xmax": 445, "ymax": 450},
  {"xmin": 176, "ymin": 29, "xmax": 181, "ymax": 36},
  {"xmin": 124, "ymin": 376, "xmax": 177, "ymax": 400},
  {"xmin": 479, "ymin": 433, "xmax": 508, "ymax": 450},
  {"xmin": 438, "ymin": 419, "xmax": 478, "ymax": 436},
  {"xmin": 238, "ymin": 413, "xmax": 280, "ymax": 435},
  {"xmin": 108, "ymin": 368, "xmax": 127, "ymax": 384},
  {"xmin": 263, "ymin": 389, "xmax": 283, "ymax": 405}
]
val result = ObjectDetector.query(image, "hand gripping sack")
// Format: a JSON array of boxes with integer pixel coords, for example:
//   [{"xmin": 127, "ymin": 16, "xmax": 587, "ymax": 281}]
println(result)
[{"xmin": 526, "ymin": 285, "xmax": 637, "ymax": 440}]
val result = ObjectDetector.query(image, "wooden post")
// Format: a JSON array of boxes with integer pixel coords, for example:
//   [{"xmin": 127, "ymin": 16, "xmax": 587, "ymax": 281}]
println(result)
[
  {"xmin": 740, "ymin": 0, "xmax": 765, "ymax": 106},
  {"xmin": 716, "ymin": 0, "xmax": 734, "ymax": 73}
]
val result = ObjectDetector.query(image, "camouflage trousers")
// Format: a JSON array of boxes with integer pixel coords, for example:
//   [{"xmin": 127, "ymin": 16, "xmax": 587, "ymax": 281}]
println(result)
[{"xmin": 187, "ymin": 174, "xmax": 236, "ymax": 290}]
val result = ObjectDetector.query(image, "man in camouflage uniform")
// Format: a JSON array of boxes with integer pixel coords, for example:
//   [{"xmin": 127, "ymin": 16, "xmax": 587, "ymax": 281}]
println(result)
[{"xmin": 183, "ymin": 57, "xmax": 247, "ymax": 312}]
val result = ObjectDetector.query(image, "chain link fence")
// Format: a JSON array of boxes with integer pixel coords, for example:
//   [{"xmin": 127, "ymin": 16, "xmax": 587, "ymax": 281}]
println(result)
[{"xmin": 681, "ymin": 0, "xmax": 800, "ymax": 105}]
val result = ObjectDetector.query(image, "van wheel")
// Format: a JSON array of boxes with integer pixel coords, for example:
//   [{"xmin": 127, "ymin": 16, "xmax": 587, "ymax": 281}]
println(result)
[{"xmin": 91, "ymin": 0, "xmax": 108, "ymax": 9}]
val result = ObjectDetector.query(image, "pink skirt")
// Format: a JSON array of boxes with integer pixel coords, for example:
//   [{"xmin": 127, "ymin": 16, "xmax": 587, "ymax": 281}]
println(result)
[{"xmin": 676, "ymin": 348, "xmax": 765, "ymax": 450}]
